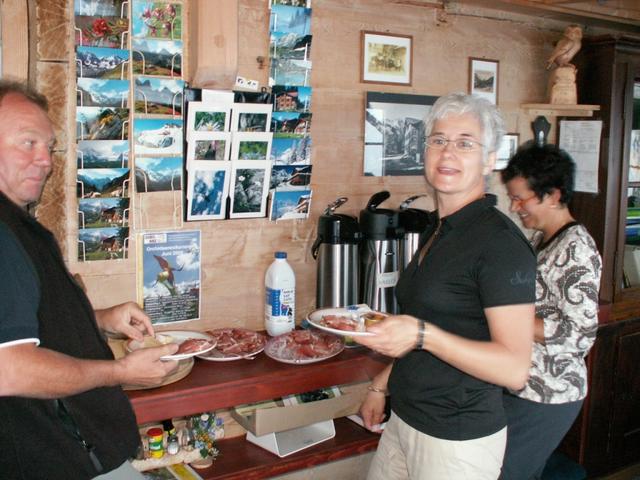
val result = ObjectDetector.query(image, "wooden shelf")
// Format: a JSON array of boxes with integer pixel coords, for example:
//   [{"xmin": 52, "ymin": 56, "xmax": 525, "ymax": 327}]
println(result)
[
  {"xmin": 194, "ymin": 417, "xmax": 380, "ymax": 480},
  {"xmin": 126, "ymin": 347, "xmax": 388, "ymax": 479},
  {"xmin": 127, "ymin": 347, "xmax": 388, "ymax": 425},
  {"xmin": 521, "ymin": 103, "xmax": 600, "ymax": 117}
]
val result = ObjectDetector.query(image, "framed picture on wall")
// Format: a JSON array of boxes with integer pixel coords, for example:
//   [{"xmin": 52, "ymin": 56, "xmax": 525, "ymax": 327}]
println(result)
[
  {"xmin": 361, "ymin": 31, "xmax": 413, "ymax": 85},
  {"xmin": 469, "ymin": 57, "xmax": 499, "ymax": 105},
  {"xmin": 494, "ymin": 133, "xmax": 519, "ymax": 170}
]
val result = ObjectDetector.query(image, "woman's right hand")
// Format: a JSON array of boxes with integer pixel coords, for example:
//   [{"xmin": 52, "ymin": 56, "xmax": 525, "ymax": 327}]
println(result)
[{"xmin": 359, "ymin": 390, "xmax": 386, "ymax": 433}]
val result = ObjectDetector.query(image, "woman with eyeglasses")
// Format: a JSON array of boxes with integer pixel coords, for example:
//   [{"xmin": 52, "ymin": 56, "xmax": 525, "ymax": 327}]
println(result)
[
  {"xmin": 355, "ymin": 92, "xmax": 536, "ymax": 479},
  {"xmin": 499, "ymin": 142, "xmax": 602, "ymax": 480}
]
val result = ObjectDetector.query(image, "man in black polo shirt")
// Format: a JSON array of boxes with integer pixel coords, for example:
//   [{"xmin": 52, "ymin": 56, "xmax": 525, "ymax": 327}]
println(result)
[
  {"xmin": 0, "ymin": 81, "xmax": 179, "ymax": 479},
  {"xmin": 356, "ymin": 93, "xmax": 536, "ymax": 479}
]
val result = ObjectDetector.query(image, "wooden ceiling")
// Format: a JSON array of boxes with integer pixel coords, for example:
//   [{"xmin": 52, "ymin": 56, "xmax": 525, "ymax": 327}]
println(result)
[{"xmin": 409, "ymin": 1, "xmax": 640, "ymax": 33}]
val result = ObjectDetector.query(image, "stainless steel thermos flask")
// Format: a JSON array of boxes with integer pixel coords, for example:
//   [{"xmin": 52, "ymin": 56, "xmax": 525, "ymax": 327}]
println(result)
[
  {"xmin": 398, "ymin": 195, "xmax": 431, "ymax": 270},
  {"xmin": 359, "ymin": 191, "xmax": 403, "ymax": 314},
  {"xmin": 312, "ymin": 197, "xmax": 362, "ymax": 308}
]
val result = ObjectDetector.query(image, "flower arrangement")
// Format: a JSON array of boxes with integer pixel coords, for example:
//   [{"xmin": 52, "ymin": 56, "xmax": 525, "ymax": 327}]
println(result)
[{"xmin": 139, "ymin": 3, "xmax": 182, "ymax": 39}]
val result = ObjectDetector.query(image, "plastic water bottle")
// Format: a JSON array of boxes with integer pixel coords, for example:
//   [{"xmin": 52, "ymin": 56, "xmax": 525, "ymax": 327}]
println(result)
[{"xmin": 265, "ymin": 252, "xmax": 296, "ymax": 336}]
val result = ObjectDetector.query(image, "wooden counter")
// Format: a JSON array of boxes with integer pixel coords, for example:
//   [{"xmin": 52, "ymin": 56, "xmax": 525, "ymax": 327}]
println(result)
[{"xmin": 126, "ymin": 347, "xmax": 389, "ymax": 479}]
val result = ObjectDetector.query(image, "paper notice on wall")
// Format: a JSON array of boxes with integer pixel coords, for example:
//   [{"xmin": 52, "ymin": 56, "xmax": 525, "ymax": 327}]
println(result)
[{"xmin": 559, "ymin": 120, "xmax": 603, "ymax": 194}]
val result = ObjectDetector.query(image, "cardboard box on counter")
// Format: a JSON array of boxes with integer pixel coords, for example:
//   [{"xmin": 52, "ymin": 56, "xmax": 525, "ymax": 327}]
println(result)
[{"xmin": 231, "ymin": 381, "xmax": 369, "ymax": 437}]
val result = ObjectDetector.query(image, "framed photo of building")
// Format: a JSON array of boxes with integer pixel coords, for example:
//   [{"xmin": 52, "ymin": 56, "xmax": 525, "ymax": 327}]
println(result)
[
  {"xmin": 361, "ymin": 31, "xmax": 412, "ymax": 86},
  {"xmin": 469, "ymin": 57, "xmax": 499, "ymax": 105}
]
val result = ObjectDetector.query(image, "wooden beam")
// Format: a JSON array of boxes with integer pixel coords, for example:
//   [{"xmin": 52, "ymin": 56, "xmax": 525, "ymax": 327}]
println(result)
[
  {"xmin": 190, "ymin": 0, "xmax": 238, "ymax": 89},
  {"xmin": 1, "ymin": 0, "xmax": 29, "ymax": 79}
]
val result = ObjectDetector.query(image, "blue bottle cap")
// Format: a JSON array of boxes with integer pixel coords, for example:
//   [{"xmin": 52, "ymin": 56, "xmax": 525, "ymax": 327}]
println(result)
[{"xmin": 275, "ymin": 252, "xmax": 287, "ymax": 259}]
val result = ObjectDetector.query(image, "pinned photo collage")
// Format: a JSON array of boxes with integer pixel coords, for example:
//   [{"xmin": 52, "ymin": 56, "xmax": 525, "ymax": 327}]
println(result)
[
  {"xmin": 73, "ymin": 0, "xmax": 185, "ymax": 260},
  {"xmin": 267, "ymin": 3, "xmax": 314, "ymax": 221},
  {"xmin": 185, "ymin": 92, "xmax": 273, "ymax": 221}
]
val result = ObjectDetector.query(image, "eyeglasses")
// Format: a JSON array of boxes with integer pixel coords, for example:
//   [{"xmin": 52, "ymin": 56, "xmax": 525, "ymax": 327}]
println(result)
[
  {"xmin": 426, "ymin": 135, "xmax": 485, "ymax": 152},
  {"xmin": 507, "ymin": 194, "xmax": 539, "ymax": 206}
]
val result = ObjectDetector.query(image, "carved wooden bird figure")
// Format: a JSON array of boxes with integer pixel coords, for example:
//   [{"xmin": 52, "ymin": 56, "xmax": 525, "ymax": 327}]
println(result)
[{"xmin": 546, "ymin": 25, "xmax": 582, "ymax": 70}]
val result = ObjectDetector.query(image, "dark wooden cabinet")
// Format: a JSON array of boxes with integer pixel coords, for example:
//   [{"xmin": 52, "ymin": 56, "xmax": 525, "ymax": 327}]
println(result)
[
  {"xmin": 557, "ymin": 37, "xmax": 640, "ymax": 477},
  {"xmin": 561, "ymin": 313, "xmax": 640, "ymax": 476},
  {"xmin": 572, "ymin": 36, "xmax": 640, "ymax": 303}
]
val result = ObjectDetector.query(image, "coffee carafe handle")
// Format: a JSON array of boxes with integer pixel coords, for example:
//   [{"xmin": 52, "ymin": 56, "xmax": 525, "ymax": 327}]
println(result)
[
  {"xmin": 400, "ymin": 194, "xmax": 426, "ymax": 210},
  {"xmin": 311, "ymin": 235, "xmax": 322, "ymax": 260},
  {"xmin": 323, "ymin": 196, "xmax": 348, "ymax": 215}
]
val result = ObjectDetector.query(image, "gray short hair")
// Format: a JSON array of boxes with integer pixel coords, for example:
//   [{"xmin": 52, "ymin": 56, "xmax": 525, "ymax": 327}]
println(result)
[
  {"xmin": 425, "ymin": 92, "xmax": 505, "ymax": 154},
  {"xmin": 0, "ymin": 79, "xmax": 49, "ymax": 112}
]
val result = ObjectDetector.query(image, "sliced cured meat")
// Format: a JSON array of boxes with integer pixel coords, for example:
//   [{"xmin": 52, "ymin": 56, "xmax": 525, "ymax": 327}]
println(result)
[
  {"xmin": 320, "ymin": 315, "xmax": 359, "ymax": 332},
  {"xmin": 265, "ymin": 330, "xmax": 345, "ymax": 364},
  {"xmin": 177, "ymin": 338, "xmax": 213, "ymax": 354},
  {"xmin": 203, "ymin": 328, "xmax": 267, "ymax": 359}
]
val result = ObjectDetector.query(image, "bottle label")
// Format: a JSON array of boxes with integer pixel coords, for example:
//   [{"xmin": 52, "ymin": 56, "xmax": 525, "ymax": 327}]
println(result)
[
  {"xmin": 265, "ymin": 287, "xmax": 295, "ymax": 322},
  {"xmin": 377, "ymin": 271, "xmax": 399, "ymax": 289}
]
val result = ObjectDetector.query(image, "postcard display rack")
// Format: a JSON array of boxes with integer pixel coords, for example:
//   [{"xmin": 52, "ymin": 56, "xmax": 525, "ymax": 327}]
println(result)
[
  {"xmin": 73, "ymin": 0, "xmax": 185, "ymax": 262},
  {"xmin": 183, "ymin": 3, "xmax": 314, "ymax": 223}
]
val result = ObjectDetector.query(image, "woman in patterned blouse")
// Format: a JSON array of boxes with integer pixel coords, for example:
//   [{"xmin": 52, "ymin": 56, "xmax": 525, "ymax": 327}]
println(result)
[{"xmin": 499, "ymin": 141, "xmax": 602, "ymax": 479}]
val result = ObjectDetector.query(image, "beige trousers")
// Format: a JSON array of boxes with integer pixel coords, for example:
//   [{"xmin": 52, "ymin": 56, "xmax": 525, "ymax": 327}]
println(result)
[{"xmin": 367, "ymin": 412, "xmax": 506, "ymax": 480}]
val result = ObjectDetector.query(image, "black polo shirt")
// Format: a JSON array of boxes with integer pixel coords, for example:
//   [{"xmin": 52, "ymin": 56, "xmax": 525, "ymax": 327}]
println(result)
[{"xmin": 388, "ymin": 194, "xmax": 536, "ymax": 441}]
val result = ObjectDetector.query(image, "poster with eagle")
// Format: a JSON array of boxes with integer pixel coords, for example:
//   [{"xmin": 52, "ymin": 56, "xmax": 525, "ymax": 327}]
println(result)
[{"xmin": 137, "ymin": 230, "xmax": 201, "ymax": 324}]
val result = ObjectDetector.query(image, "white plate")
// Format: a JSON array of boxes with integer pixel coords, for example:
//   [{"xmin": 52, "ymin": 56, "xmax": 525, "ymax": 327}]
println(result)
[
  {"xmin": 126, "ymin": 330, "xmax": 216, "ymax": 361},
  {"xmin": 264, "ymin": 330, "xmax": 345, "ymax": 364},
  {"xmin": 197, "ymin": 328, "xmax": 267, "ymax": 362},
  {"xmin": 306, "ymin": 307, "xmax": 381, "ymax": 337}
]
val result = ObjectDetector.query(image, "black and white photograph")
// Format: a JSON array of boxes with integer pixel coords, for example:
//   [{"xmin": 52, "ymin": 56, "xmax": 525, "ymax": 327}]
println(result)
[
  {"xmin": 187, "ymin": 132, "xmax": 231, "ymax": 162},
  {"xmin": 77, "ymin": 140, "xmax": 129, "ymax": 169},
  {"xmin": 134, "ymin": 76, "xmax": 184, "ymax": 115},
  {"xmin": 131, "ymin": 39, "xmax": 183, "ymax": 77},
  {"xmin": 271, "ymin": 136, "xmax": 311, "ymax": 165},
  {"xmin": 231, "ymin": 104, "xmax": 272, "ymax": 132},
  {"xmin": 134, "ymin": 156, "xmax": 183, "ymax": 193},
  {"xmin": 270, "ymin": 164, "xmax": 312, "ymax": 190},
  {"xmin": 76, "ymin": 106, "xmax": 129, "ymax": 141},
  {"xmin": 231, "ymin": 132, "xmax": 272, "ymax": 161},
  {"xmin": 78, "ymin": 226, "xmax": 129, "ymax": 262},
  {"xmin": 269, "ymin": 188, "xmax": 312, "ymax": 221},
  {"xmin": 77, "ymin": 168, "xmax": 130, "ymax": 198},
  {"xmin": 364, "ymin": 91, "xmax": 437, "ymax": 176},
  {"xmin": 229, "ymin": 161, "xmax": 271, "ymax": 218},
  {"xmin": 272, "ymin": 86, "xmax": 312, "ymax": 113},
  {"xmin": 186, "ymin": 102, "xmax": 231, "ymax": 136},
  {"xmin": 134, "ymin": 118, "xmax": 183, "ymax": 155},
  {"xmin": 76, "ymin": 78, "xmax": 129, "ymax": 107},
  {"xmin": 76, "ymin": 46, "xmax": 129, "ymax": 79},
  {"xmin": 78, "ymin": 197, "xmax": 130, "ymax": 229},
  {"xmin": 187, "ymin": 162, "xmax": 231, "ymax": 221}
]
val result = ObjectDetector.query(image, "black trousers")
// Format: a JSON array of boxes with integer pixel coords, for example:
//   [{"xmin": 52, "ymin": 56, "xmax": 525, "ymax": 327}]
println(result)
[{"xmin": 500, "ymin": 392, "xmax": 583, "ymax": 480}]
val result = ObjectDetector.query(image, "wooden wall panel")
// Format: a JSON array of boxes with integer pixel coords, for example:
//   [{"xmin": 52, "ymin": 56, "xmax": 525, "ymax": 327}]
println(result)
[{"xmin": 32, "ymin": 0, "xmax": 575, "ymax": 330}]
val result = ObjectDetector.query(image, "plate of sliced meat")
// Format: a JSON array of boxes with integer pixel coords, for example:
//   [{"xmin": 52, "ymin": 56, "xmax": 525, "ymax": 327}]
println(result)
[
  {"xmin": 264, "ymin": 329, "xmax": 345, "ymax": 364},
  {"xmin": 197, "ymin": 328, "xmax": 267, "ymax": 361},
  {"xmin": 307, "ymin": 308, "xmax": 387, "ymax": 337},
  {"xmin": 126, "ymin": 330, "xmax": 216, "ymax": 361}
]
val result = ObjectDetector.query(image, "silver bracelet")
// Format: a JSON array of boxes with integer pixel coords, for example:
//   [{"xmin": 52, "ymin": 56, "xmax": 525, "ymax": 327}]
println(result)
[
  {"xmin": 416, "ymin": 320, "xmax": 427, "ymax": 350},
  {"xmin": 367, "ymin": 385, "xmax": 388, "ymax": 395}
]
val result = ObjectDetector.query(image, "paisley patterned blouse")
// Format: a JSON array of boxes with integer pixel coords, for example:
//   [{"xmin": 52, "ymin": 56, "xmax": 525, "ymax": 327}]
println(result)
[{"xmin": 514, "ymin": 223, "xmax": 602, "ymax": 404}]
